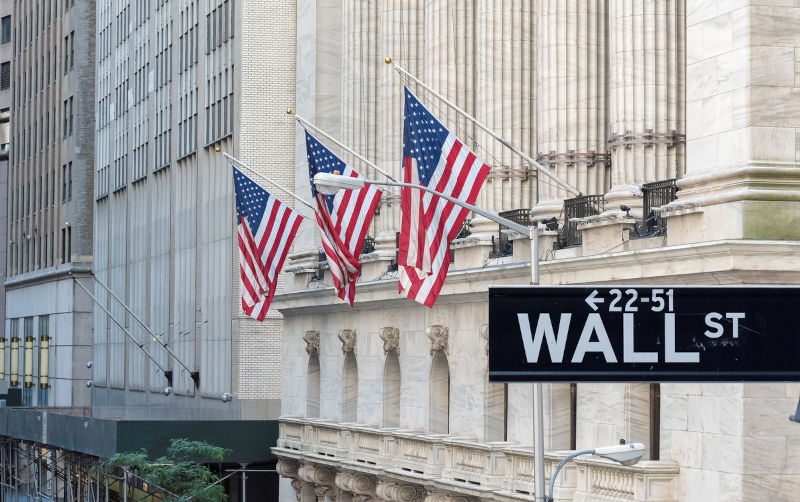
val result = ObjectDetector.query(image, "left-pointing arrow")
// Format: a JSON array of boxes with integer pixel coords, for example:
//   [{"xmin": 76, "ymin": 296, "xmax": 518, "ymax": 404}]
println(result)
[{"xmin": 585, "ymin": 290, "xmax": 605, "ymax": 311}]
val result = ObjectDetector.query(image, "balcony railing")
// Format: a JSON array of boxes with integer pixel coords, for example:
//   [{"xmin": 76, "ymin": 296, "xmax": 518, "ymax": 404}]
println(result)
[
  {"xmin": 641, "ymin": 179, "xmax": 678, "ymax": 237},
  {"xmin": 561, "ymin": 195, "xmax": 606, "ymax": 248},
  {"xmin": 274, "ymin": 417, "xmax": 679, "ymax": 502},
  {"xmin": 490, "ymin": 209, "xmax": 531, "ymax": 258}
]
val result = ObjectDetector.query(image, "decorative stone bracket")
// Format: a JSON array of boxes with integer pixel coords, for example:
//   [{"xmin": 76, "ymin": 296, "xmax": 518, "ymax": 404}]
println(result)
[
  {"xmin": 379, "ymin": 327, "xmax": 400, "ymax": 355},
  {"xmin": 376, "ymin": 482, "xmax": 426, "ymax": 502},
  {"xmin": 335, "ymin": 472, "xmax": 377, "ymax": 497},
  {"xmin": 339, "ymin": 329, "xmax": 357, "ymax": 354},
  {"xmin": 303, "ymin": 330, "xmax": 320, "ymax": 355},
  {"xmin": 426, "ymin": 325, "xmax": 449, "ymax": 356}
]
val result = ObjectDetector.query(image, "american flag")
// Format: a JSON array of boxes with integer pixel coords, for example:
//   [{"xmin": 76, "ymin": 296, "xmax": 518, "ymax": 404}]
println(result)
[
  {"xmin": 398, "ymin": 87, "xmax": 491, "ymax": 307},
  {"xmin": 305, "ymin": 131, "xmax": 382, "ymax": 307},
  {"xmin": 233, "ymin": 166, "xmax": 303, "ymax": 321}
]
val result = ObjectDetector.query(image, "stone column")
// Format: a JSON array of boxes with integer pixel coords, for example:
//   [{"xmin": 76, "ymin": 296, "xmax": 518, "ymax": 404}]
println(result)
[
  {"xmin": 535, "ymin": 0, "xmax": 609, "ymax": 218},
  {"xmin": 471, "ymin": 0, "xmax": 537, "ymax": 240},
  {"xmin": 605, "ymin": 0, "xmax": 685, "ymax": 216},
  {"xmin": 374, "ymin": 1, "xmax": 424, "ymax": 257},
  {"xmin": 342, "ymin": 0, "xmax": 381, "ymax": 233},
  {"xmin": 664, "ymin": 0, "xmax": 800, "ymax": 245}
]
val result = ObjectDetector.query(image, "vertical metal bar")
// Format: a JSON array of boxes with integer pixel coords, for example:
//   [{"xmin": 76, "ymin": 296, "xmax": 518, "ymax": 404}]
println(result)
[
  {"xmin": 241, "ymin": 464, "xmax": 247, "ymax": 502},
  {"xmin": 122, "ymin": 469, "xmax": 127, "ymax": 502}
]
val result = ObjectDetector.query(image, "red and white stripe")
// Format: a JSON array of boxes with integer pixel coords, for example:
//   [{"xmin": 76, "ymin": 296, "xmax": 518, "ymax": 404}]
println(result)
[
  {"xmin": 239, "ymin": 196, "xmax": 302, "ymax": 321},
  {"xmin": 399, "ymin": 133, "xmax": 490, "ymax": 307},
  {"xmin": 315, "ymin": 165, "xmax": 381, "ymax": 306}
]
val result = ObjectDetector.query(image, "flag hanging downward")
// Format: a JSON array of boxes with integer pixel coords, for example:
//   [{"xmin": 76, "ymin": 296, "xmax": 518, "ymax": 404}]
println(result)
[
  {"xmin": 398, "ymin": 87, "xmax": 491, "ymax": 307},
  {"xmin": 305, "ymin": 131, "xmax": 382, "ymax": 307},
  {"xmin": 233, "ymin": 166, "xmax": 302, "ymax": 321}
]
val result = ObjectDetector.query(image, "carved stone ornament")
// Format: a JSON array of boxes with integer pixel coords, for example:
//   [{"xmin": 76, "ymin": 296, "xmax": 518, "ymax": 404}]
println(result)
[
  {"xmin": 291, "ymin": 479, "xmax": 303, "ymax": 502},
  {"xmin": 276, "ymin": 459, "xmax": 300, "ymax": 479},
  {"xmin": 480, "ymin": 324, "xmax": 489, "ymax": 355},
  {"xmin": 426, "ymin": 325, "xmax": 449, "ymax": 355},
  {"xmin": 304, "ymin": 330, "xmax": 320, "ymax": 355},
  {"xmin": 335, "ymin": 472, "xmax": 376, "ymax": 496},
  {"xmin": 423, "ymin": 494, "xmax": 476, "ymax": 502},
  {"xmin": 338, "ymin": 329, "xmax": 357, "ymax": 354},
  {"xmin": 379, "ymin": 327, "xmax": 400, "ymax": 355},
  {"xmin": 315, "ymin": 485, "xmax": 336, "ymax": 501},
  {"xmin": 376, "ymin": 482, "xmax": 425, "ymax": 502},
  {"xmin": 298, "ymin": 464, "xmax": 335, "ymax": 486}
]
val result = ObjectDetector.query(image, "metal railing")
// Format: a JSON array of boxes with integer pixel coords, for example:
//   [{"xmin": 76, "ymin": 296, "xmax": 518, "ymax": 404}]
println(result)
[
  {"xmin": 561, "ymin": 195, "xmax": 605, "ymax": 247},
  {"xmin": 490, "ymin": 209, "xmax": 531, "ymax": 258},
  {"xmin": 641, "ymin": 179, "xmax": 678, "ymax": 237}
]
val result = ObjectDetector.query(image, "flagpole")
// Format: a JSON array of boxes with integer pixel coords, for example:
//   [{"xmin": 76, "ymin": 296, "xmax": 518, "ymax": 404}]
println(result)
[
  {"xmin": 287, "ymin": 109, "xmax": 398, "ymax": 182},
  {"xmin": 384, "ymin": 57, "xmax": 581, "ymax": 198},
  {"xmin": 384, "ymin": 58, "xmax": 554, "ymax": 502},
  {"xmin": 215, "ymin": 147, "xmax": 316, "ymax": 211}
]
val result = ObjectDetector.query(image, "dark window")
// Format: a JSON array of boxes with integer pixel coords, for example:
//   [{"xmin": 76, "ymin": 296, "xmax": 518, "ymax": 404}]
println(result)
[
  {"xmin": 1, "ymin": 62, "xmax": 10, "ymax": 91},
  {"xmin": 1, "ymin": 16, "xmax": 10, "ymax": 44}
]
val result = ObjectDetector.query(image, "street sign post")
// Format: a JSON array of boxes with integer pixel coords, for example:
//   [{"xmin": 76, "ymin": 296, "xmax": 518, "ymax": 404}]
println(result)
[{"xmin": 489, "ymin": 286, "xmax": 800, "ymax": 382}]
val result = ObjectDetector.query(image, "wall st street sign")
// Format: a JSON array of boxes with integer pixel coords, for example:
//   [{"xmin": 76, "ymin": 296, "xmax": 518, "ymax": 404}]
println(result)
[{"xmin": 489, "ymin": 286, "xmax": 800, "ymax": 382}]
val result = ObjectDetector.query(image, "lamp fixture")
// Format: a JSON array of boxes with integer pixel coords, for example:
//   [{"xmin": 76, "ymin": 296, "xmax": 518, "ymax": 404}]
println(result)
[{"xmin": 313, "ymin": 172, "xmax": 366, "ymax": 195}]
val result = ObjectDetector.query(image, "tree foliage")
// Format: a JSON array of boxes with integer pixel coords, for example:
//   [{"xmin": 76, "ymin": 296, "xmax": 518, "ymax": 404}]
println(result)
[{"xmin": 96, "ymin": 439, "xmax": 232, "ymax": 502}]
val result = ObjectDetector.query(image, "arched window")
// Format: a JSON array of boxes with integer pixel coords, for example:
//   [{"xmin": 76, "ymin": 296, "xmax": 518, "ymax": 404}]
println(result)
[
  {"xmin": 307, "ymin": 352, "xmax": 320, "ymax": 418},
  {"xmin": 429, "ymin": 350, "xmax": 450, "ymax": 434},
  {"xmin": 342, "ymin": 351, "xmax": 358, "ymax": 422},
  {"xmin": 383, "ymin": 351, "xmax": 401, "ymax": 428}
]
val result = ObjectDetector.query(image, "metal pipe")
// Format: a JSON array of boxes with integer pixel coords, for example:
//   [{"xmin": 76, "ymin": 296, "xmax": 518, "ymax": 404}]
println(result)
[
  {"xmin": 216, "ymin": 149, "xmax": 315, "ymax": 211},
  {"xmin": 386, "ymin": 58, "xmax": 581, "ymax": 197},
  {"xmin": 547, "ymin": 449, "xmax": 595, "ymax": 502},
  {"xmin": 359, "ymin": 179, "xmax": 530, "ymax": 235},
  {"xmin": 289, "ymin": 110, "xmax": 398, "ymax": 182},
  {"xmin": 88, "ymin": 274, "xmax": 193, "ymax": 381},
  {"xmin": 71, "ymin": 276, "xmax": 168, "ymax": 375}
]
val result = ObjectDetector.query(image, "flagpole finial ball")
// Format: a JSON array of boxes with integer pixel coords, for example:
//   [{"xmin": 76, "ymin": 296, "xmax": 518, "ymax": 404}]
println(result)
[
  {"xmin": 286, "ymin": 108, "xmax": 293, "ymax": 115},
  {"xmin": 215, "ymin": 147, "xmax": 221, "ymax": 152},
  {"xmin": 384, "ymin": 57, "xmax": 392, "ymax": 64}
]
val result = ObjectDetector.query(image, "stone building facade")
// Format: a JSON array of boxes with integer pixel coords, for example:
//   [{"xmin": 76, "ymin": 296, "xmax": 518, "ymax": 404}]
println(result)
[
  {"xmin": 273, "ymin": 1, "xmax": 800, "ymax": 502},
  {"xmin": 91, "ymin": 0, "xmax": 295, "ymax": 421},
  {"xmin": 4, "ymin": 0, "xmax": 95, "ymax": 410}
]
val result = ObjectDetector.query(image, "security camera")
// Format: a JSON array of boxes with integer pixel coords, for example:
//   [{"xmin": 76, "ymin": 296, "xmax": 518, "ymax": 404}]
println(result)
[
  {"xmin": 629, "ymin": 184, "xmax": 644, "ymax": 197},
  {"xmin": 221, "ymin": 392, "xmax": 233, "ymax": 402},
  {"xmin": 86, "ymin": 361, "xmax": 93, "ymax": 369},
  {"xmin": 164, "ymin": 386, "xmax": 173, "ymax": 396},
  {"xmin": 620, "ymin": 205, "xmax": 631, "ymax": 218},
  {"xmin": 540, "ymin": 217, "xmax": 559, "ymax": 231},
  {"xmin": 86, "ymin": 380, "xmax": 93, "ymax": 388}
]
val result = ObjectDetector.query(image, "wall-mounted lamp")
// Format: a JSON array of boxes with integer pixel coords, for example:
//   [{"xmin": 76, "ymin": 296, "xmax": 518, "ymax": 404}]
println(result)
[
  {"xmin": 221, "ymin": 392, "xmax": 233, "ymax": 402},
  {"xmin": 39, "ymin": 335, "xmax": 50, "ymax": 389},
  {"xmin": 24, "ymin": 336, "xmax": 34, "ymax": 388},
  {"xmin": 10, "ymin": 337, "xmax": 19, "ymax": 387}
]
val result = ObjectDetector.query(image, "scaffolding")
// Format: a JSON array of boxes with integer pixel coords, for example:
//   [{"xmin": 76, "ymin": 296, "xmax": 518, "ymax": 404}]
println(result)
[{"xmin": 0, "ymin": 437, "xmax": 166, "ymax": 502}]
